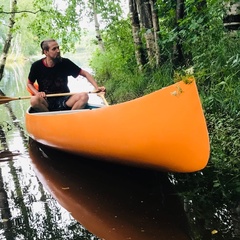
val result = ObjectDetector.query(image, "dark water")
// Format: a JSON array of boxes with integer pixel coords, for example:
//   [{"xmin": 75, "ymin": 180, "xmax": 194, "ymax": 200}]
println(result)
[
  {"xmin": 0, "ymin": 60, "xmax": 240, "ymax": 239},
  {"xmin": 28, "ymin": 139, "xmax": 190, "ymax": 240}
]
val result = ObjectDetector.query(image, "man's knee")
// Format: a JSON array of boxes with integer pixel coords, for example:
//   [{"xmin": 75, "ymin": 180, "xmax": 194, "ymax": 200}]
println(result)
[
  {"xmin": 30, "ymin": 96, "xmax": 47, "ymax": 108},
  {"xmin": 30, "ymin": 96, "xmax": 38, "ymax": 106},
  {"xmin": 78, "ymin": 92, "xmax": 89, "ymax": 102}
]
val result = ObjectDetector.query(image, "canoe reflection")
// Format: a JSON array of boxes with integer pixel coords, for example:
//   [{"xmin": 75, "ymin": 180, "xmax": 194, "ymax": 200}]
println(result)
[{"xmin": 28, "ymin": 138, "xmax": 191, "ymax": 240}]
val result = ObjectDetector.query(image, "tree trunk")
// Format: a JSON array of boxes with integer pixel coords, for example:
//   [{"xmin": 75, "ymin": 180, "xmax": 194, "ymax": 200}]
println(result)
[
  {"xmin": 130, "ymin": 0, "xmax": 161, "ymax": 68},
  {"xmin": 149, "ymin": 0, "xmax": 161, "ymax": 67},
  {"xmin": 91, "ymin": 0, "xmax": 105, "ymax": 52},
  {"xmin": 136, "ymin": 0, "xmax": 156, "ymax": 67},
  {"xmin": 174, "ymin": 0, "xmax": 185, "ymax": 65},
  {"xmin": 0, "ymin": 0, "xmax": 17, "ymax": 81},
  {"xmin": 129, "ymin": 0, "xmax": 147, "ymax": 69},
  {"xmin": 223, "ymin": 1, "xmax": 240, "ymax": 31}
]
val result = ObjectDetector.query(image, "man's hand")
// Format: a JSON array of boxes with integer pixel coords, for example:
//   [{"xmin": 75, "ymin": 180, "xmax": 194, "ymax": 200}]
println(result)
[
  {"xmin": 35, "ymin": 92, "xmax": 46, "ymax": 98},
  {"xmin": 96, "ymin": 86, "xmax": 106, "ymax": 93}
]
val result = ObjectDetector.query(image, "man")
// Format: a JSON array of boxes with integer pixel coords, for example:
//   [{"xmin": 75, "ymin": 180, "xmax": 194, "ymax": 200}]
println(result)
[{"xmin": 27, "ymin": 39, "xmax": 105, "ymax": 112}]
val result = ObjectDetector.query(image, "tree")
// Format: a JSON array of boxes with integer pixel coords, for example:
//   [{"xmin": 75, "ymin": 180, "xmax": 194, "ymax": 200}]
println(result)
[
  {"xmin": 0, "ymin": 0, "xmax": 17, "ymax": 81},
  {"xmin": 149, "ymin": 0, "xmax": 161, "ymax": 66},
  {"xmin": 29, "ymin": 0, "xmax": 82, "ymax": 52},
  {"xmin": 89, "ymin": 0, "xmax": 105, "ymax": 52},
  {"xmin": 86, "ymin": 0, "xmax": 123, "ymax": 52},
  {"xmin": 0, "ymin": 0, "xmax": 84, "ymax": 82},
  {"xmin": 129, "ymin": 0, "xmax": 146, "ymax": 68},
  {"xmin": 129, "ymin": 0, "xmax": 161, "ymax": 69},
  {"xmin": 223, "ymin": 1, "xmax": 240, "ymax": 30},
  {"xmin": 175, "ymin": 0, "xmax": 185, "ymax": 64}
]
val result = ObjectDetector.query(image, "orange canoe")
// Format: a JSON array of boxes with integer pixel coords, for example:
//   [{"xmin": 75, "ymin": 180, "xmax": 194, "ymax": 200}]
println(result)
[{"xmin": 25, "ymin": 80, "xmax": 210, "ymax": 172}]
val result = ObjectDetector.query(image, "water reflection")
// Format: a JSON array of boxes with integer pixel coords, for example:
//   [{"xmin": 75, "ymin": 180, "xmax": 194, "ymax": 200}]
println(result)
[
  {"xmin": 0, "ymin": 150, "xmax": 21, "ymax": 162},
  {"xmin": 28, "ymin": 138, "xmax": 191, "ymax": 240},
  {"xmin": 170, "ymin": 170, "xmax": 240, "ymax": 240},
  {"xmin": 0, "ymin": 126, "xmax": 98, "ymax": 239}
]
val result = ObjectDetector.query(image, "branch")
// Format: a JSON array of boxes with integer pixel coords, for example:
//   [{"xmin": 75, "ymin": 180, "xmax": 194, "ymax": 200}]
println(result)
[{"xmin": 0, "ymin": 9, "xmax": 47, "ymax": 14}]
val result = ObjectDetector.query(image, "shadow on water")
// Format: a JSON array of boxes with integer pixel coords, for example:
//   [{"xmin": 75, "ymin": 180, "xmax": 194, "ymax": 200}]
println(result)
[{"xmin": 28, "ymin": 138, "xmax": 191, "ymax": 240}]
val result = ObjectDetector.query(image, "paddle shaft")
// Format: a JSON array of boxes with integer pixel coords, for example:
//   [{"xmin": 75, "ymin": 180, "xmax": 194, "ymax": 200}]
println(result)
[
  {"xmin": 97, "ymin": 92, "xmax": 109, "ymax": 106},
  {"xmin": 0, "ymin": 91, "xmax": 98, "ymax": 105}
]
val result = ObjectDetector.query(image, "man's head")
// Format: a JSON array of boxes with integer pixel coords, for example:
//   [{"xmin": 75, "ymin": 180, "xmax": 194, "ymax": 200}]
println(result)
[
  {"xmin": 40, "ymin": 39, "xmax": 56, "ymax": 54},
  {"xmin": 40, "ymin": 39, "xmax": 62, "ymax": 63}
]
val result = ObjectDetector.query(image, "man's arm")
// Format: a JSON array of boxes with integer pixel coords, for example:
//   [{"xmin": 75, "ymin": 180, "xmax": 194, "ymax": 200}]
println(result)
[
  {"xmin": 79, "ymin": 69, "xmax": 105, "ymax": 92},
  {"xmin": 27, "ymin": 80, "xmax": 38, "ymax": 95},
  {"xmin": 27, "ymin": 80, "xmax": 46, "ymax": 97}
]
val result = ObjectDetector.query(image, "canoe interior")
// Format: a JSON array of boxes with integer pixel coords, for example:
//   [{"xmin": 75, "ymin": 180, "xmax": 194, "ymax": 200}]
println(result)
[{"xmin": 28, "ymin": 103, "xmax": 104, "ymax": 115}]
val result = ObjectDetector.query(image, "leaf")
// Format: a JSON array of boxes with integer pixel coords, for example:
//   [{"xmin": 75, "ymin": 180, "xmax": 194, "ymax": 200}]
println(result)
[{"xmin": 211, "ymin": 230, "xmax": 218, "ymax": 235}]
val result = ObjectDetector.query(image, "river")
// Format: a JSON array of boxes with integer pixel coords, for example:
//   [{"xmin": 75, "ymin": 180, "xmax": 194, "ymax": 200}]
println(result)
[{"xmin": 0, "ymin": 58, "xmax": 239, "ymax": 240}]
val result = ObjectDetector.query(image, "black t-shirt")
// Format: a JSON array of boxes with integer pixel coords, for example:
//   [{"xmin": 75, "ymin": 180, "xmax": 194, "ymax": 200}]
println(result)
[{"xmin": 28, "ymin": 58, "xmax": 81, "ymax": 94}]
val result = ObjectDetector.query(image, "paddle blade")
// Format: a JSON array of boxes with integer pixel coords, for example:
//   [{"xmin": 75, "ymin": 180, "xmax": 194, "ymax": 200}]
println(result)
[{"xmin": 0, "ymin": 96, "xmax": 14, "ymax": 104}]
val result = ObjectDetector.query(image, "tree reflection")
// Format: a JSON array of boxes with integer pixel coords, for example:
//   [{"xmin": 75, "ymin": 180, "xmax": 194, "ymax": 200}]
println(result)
[
  {"xmin": 170, "ymin": 168, "xmax": 240, "ymax": 240},
  {"xmin": 0, "ymin": 124, "xmax": 14, "ymax": 240},
  {"xmin": 0, "ymin": 85, "xmax": 99, "ymax": 239},
  {"xmin": 0, "ymin": 167, "xmax": 13, "ymax": 240}
]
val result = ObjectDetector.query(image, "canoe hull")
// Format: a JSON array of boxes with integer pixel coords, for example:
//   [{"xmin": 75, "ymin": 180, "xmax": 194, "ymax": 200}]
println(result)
[{"xmin": 26, "ymin": 80, "xmax": 210, "ymax": 172}]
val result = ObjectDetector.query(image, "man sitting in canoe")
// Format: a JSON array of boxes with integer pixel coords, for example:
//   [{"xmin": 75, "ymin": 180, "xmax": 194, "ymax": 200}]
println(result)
[{"xmin": 27, "ymin": 39, "xmax": 105, "ymax": 112}]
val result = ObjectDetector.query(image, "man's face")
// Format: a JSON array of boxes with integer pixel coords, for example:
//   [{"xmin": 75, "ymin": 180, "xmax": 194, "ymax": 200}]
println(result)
[{"xmin": 45, "ymin": 41, "xmax": 62, "ymax": 63}]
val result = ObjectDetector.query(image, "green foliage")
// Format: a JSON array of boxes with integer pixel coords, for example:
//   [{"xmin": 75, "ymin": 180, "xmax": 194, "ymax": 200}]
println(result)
[
  {"xmin": 0, "ymin": 0, "xmax": 39, "ymax": 57},
  {"xmin": 90, "ymin": 19, "xmax": 139, "ymax": 103},
  {"xmin": 29, "ymin": 0, "xmax": 82, "ymax": 53},
  {"xmin": 97, "ymin": 0, "xmax": 122, "ymax": 22},
  {"xmin": 0, "ymin": 0, "xmax": 84, "ymax": 57},
  {"xmin": 208, "ymin": 112, "xmax": 240, "ymax": 175},
  {"xmin": 208, "ymin": 111, "xmax": 240, "ymax": 201},
  {"xmin": 90, "ymin": 17, "xmax": 175, "ymax": 104},
  {"xmin": 86, "ymin": 0, "xmax": 122, "ymax": 24},
  {"xmin": 155, "ymin": 0, "xmax": 240, "ymax": 134},
  {"xmin": 0, "ymin": 0, "xmax": 11, "ymax": 52}
]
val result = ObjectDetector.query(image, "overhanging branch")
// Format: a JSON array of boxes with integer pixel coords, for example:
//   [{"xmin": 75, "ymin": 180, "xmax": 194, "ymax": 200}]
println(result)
[{"xmin": 0, "ymin": 9, "xmax": 47, "ymax": 14}]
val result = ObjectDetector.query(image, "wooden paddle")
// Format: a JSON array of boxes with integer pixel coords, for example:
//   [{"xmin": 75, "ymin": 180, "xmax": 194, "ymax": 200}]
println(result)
[
  {"xmin": 0, "ymin": 91, "xmax": 98, "ymax": 105},
  {"xmin": 97, "ymin": 92, "xmax": 109, "ymax": 106}
]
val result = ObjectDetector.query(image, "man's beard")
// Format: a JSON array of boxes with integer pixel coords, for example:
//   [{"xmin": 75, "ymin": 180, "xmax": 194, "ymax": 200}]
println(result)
[{"xmin": 52, "ymin": 54, "xmax": 62, "ymax": 64}]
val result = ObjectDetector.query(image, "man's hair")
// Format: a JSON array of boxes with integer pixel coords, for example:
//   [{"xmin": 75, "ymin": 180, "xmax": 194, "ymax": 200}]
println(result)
[{"xmin": 40, "ymin": 39, "xmax": 56, "ymax": 54}]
